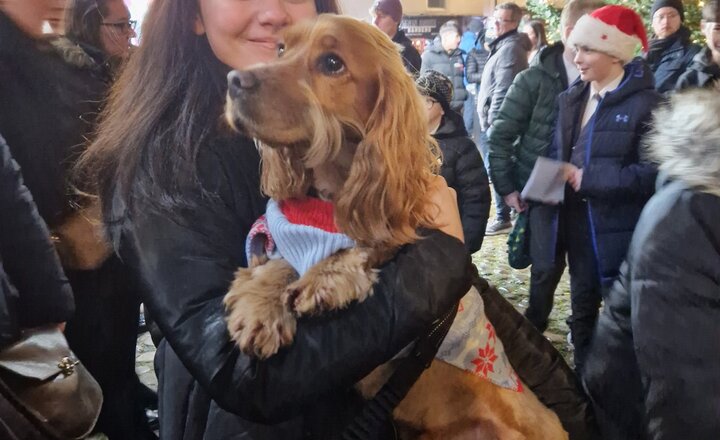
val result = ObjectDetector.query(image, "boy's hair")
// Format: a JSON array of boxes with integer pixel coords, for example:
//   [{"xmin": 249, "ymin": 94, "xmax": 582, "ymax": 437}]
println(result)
[
  {"xmin": 560, "ymin": 0, "xmax": 605, "ymax": 30},
  {"xmin": 439, "ymin": 20, "xmax": 460, "ymax": 36},
  {"xmin": 495, "ymin": 2, "xmax": 523, "ymax": 23},
  {"xmin": 703, "ymin": 0, "xmax": 720, "ymax": 23}
]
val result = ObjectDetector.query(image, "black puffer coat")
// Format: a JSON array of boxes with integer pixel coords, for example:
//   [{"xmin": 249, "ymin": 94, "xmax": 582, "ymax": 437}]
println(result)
[
  {"xmin": 0, "ymin": 134, "xmax": 74, "ymax": 348},
  {"xmin": 465, "ymin": 45, "xmax": 489, "ymax": 86},
  {"xmin": 113, "ymin": 132, "xmax": 473, "ymax": 439},
  {"xmin": 434, "ymin": 110, "xmax": 490, "ymax": 253},
  {"xmin": 583, "ymin": 181, "xmax": 720, "ymax": 439},
  {"xmin": 676, "ymin": 47, "xmax": 720, "ymax": 90},
  {"xmin": 420, "ymin": 41, "xmax": 468, "ymax": 111}
]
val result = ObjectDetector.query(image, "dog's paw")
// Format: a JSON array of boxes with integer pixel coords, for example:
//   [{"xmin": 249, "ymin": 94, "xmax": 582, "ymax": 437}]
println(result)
[
  {"xmin": 224, "ymin": 260, "xmax": 298, "ymax": 359},
  {"xmin": 284, "ymin": 248, "xmax": 379, "ymax": 316},
  {"xmin": 226, "ymin": 302, "xmax": 297, "ymax": 359}
]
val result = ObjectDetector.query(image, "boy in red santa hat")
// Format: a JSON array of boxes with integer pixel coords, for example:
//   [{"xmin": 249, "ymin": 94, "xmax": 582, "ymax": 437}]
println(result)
[{"xmin": 532, "ymin": 5, "xmax": 660, "ymax": 375}]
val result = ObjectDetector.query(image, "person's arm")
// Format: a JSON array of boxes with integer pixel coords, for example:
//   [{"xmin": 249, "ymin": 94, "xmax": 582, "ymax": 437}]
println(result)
[
  {"xmin": 488, "ymin": 70, "xmax": 536, "ymax": 197},
  {"xmin": 127, "ymin": 150, "xmax": 472, "ymax": 424},
  {"xmin": 631, "ymin": 202, "xmax": 720, "ymax": 439},
  {"xmin": 453, "ymin": 139, "xmax": 490, "ymax": 253},
  {"xmin": 487, "ymin": 45, "xmax": 528, "ymax": 127},
  {"xmin": 0, "ymin": 135, "xmax": 74, "ymax": 328}
]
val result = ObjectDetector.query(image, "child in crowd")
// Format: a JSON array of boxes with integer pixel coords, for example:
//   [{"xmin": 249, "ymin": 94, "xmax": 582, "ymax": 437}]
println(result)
[{"xmin": 534, "ymin": 5, "xmax": 660, "ymax": 374}]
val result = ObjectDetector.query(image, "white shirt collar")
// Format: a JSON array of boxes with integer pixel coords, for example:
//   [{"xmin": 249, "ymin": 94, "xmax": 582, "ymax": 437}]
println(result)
[{"xmin": 590, "ymin": 70, "xmax": 625, "ymax": 99}]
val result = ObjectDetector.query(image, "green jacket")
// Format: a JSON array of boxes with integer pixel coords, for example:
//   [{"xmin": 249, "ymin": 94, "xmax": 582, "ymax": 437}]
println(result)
[{"xmin": 488, "ymin": 43, "xmax": 570, "ymax": 196}]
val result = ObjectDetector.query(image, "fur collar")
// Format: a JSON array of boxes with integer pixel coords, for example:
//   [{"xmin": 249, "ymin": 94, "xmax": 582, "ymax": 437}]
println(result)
[{"xmin": 645, "ymin": 89, "xmax": 720, "ymax": 196}]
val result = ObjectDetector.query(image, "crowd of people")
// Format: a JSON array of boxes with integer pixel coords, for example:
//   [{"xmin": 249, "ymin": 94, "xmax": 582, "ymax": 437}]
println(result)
[{"xmin": 0, "ymin": 0, "xmax": 718, "ymax": 439}]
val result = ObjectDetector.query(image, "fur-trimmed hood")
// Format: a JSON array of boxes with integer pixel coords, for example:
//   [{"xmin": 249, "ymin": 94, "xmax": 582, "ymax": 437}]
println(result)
[
  {"xmin": 645, "ymin": 88, "xmax": 720, "ymax": 196},
  {"xmin": 48, "ymin": 37, "xmax": 114, "ymax": 84}
]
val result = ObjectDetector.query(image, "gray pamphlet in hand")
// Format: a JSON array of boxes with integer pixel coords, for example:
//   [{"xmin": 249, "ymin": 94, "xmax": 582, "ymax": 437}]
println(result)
[{"xmin": 521, "ymin": 157, "xmax": 567, "ymax": 204}]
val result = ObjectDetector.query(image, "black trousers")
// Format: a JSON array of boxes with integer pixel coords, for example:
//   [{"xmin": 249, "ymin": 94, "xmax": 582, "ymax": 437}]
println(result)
[
  {"xmin": 525, "ymin": 201, "xmax": 603, "ymax": 373},
  {"xmin": 562, "ymin": 201, "xmax": 604, "ymax": 374},
  {"xmin": 64, "ymin": 256, "xmax": 156, "ymax": 440}
]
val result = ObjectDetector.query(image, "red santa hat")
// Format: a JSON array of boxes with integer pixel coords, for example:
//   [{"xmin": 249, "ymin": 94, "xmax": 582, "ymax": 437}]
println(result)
[{"xmin": 568, "ymin": 5, "xmax": 648, "ymax": 63}]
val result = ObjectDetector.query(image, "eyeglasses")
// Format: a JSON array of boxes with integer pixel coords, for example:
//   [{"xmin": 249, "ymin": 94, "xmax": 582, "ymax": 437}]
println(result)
[
  {"xmin": 653, "ymin": 11, "xmax": 679, "ymax": 22},
  {"xmin": 424, "ymin": 97, "xmax": 438, "ymax": 109},
  {"xmin": 101, "ymin": 20, "xmax": 136, "ymax": 32}
]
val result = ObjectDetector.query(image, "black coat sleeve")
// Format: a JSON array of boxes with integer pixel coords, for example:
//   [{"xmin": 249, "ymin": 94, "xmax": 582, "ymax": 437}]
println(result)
[
  {"xmin": 125, "ymin": 148, "xmax": 472, "ymax": 424},
  {"xmin": 452, "ymin": 139, "xmax": 490, "ymax": 253},
  {"xmin": 0, "ymin": 134, "xmax": 74, "ymax": 328}
]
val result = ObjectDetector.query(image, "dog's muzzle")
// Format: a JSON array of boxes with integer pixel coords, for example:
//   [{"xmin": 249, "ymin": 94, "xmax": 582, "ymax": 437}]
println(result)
[{"xmin": 227, "ymin": 70, "xmax": 260, "ymax": 98}]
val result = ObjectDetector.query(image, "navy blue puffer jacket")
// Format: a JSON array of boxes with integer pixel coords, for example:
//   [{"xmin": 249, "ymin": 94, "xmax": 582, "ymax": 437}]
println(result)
[{"xmin": 535, "ymin": 59, "xmax": 660, "ymax": 284}]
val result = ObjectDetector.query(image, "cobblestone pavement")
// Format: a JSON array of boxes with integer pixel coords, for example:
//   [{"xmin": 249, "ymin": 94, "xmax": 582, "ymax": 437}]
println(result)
[{"xmin": 134, "ymin": 230, "xmax": 576, "ymax": 394}]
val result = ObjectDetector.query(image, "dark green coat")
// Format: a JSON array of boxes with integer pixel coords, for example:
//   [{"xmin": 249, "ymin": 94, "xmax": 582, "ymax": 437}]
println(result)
[{"xmin": 487, "ymin": 43, "xmax": 569, "ymax": 197}]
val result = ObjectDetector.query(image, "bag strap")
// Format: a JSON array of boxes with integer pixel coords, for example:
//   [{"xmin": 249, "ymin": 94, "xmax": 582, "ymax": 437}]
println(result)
[{"xmin": 340, "ymin": 304, "xmax": 459, "ymax": 440}]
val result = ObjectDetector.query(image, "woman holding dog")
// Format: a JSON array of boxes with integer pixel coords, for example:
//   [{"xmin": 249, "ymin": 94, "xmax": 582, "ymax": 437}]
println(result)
[{"xmin": 80, "ymin": 1, "xmax": 471, "ymax": 438}]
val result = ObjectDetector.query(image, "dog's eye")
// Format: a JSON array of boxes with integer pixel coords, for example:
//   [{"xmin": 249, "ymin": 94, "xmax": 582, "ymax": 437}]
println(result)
[
  {"xmin": 277, "ymin": 43, "xmax": 286, "ymax": 57},
  {"xmin": 318, "ymin": 53, "xmax": 345, "ymax": 75}
]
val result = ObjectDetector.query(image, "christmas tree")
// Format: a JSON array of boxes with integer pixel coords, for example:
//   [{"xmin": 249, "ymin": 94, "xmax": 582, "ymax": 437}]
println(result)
[{"xmin": 526, "ymin": 0, "xmax": 705, "ymax": 44}]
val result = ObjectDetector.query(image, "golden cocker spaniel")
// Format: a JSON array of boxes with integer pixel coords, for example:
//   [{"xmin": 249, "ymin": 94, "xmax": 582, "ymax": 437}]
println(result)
[{"xmin": 223, "ymin": 14, "xmax": 567, "ymax": 440}]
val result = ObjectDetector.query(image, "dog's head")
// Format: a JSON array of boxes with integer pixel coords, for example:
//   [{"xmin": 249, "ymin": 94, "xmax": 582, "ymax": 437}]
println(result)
[{"xmin": 226, "ymin": 14, "xmax": 440, "ymax": 247}]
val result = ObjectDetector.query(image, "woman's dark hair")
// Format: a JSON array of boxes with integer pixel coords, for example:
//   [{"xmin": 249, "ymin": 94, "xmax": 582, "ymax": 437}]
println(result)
[
  {"xmin": 65, "ymin": 0, "xmax": 113, "ymax": 50},
  {"xmin": 78, "ymin": 0, "xmax": 340, "ymax": 237},
  {"xmin": 526, "ymin": 19, "xmax": 548, "ymax": 50}
]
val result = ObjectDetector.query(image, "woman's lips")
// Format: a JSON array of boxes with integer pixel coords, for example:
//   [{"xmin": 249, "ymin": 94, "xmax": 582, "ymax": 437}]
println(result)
[{"xmin": 249, "ymin": 39, "xmax": 278, "ymax": 51}]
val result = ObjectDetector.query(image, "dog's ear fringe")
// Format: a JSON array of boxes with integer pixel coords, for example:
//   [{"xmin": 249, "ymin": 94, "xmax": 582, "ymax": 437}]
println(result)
[
  {"xmin": 335, "ymin": 35, "xmax": 441, "ymax": 248},
  {"xmin": 260, "ymin": 144, "xmax": 310, "ymax": 199}
]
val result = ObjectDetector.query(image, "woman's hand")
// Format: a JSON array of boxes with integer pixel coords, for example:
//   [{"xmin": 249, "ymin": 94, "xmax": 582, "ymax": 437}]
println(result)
[{"xmin": 428, "ymin": 176, "xmax": 464, "ymax": 243}]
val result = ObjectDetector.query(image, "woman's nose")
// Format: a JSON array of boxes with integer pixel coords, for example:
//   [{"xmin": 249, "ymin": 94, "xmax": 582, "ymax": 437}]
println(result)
[{"xmin": 257, "ymin": 0, "xmax": 291, "ymax": 30}]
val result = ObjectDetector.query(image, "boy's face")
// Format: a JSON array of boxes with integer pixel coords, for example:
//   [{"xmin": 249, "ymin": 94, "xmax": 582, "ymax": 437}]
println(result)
[
  {"xmin": 574, "ymin": 46, "xmax": 621, "ymax": 84},
  {"xmin": 703, "ymin": 20, "xmax": 720, "ymax": 55}
]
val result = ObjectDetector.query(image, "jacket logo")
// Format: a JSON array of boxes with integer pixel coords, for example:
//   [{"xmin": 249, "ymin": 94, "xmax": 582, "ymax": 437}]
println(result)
[{"xmin": 615, "ymin": 114, "xmax": 630, "ymax": 123}]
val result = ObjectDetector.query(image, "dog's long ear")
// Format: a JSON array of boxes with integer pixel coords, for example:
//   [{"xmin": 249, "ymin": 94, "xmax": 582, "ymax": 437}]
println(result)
[
  {"xmin": 260, "ymin": 143, "xmax": 311, "ymax": 200},
  {"xmin": 335, "ymin": 35, "xmax": 440, "ymax": 248}
]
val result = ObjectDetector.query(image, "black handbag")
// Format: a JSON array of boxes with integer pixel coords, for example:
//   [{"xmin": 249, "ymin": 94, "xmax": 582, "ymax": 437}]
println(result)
[{"xmin": 0, "ymin": 326, "xmax": 103, "ymax": 439}]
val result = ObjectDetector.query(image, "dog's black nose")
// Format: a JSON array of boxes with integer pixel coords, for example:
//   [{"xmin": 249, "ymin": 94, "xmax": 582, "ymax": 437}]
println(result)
[{"xmin": 227, "ymin": 70, "xmax": 259, "ymax": 97}]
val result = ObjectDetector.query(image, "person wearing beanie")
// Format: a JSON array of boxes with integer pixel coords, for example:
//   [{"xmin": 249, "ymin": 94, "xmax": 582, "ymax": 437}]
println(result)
[
  {"xmin": 416, "ymin": 70, "xmax": 490, "ymax": 253},
  {"xmin": 488, "ymin": 0, "xmax": 604, "ymax": 338},
  {"xmin": 647, "ymin": 0, "xmax": 702, "ymax": 93},
  {"xmin": 677, "ymin": 0, "xmax": 720, "ymax": 89},
  {"xmin": 534, "ymin": 5, "xmax": 660, "ymax": 375},
  {"xmin": 370, "ymin": 0, "xmax": 421, "ymax": 74},
  {"xmin": 421, "ymin": 20, "xmax": 468, "ymax": 113}
]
